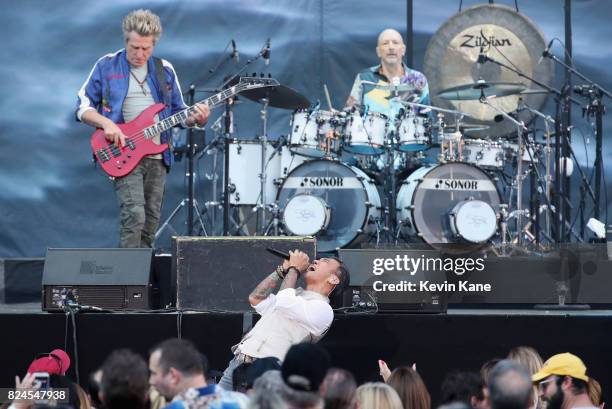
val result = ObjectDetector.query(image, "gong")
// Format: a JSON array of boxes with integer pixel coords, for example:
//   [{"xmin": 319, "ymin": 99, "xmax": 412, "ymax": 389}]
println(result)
[{"xmin": 423, "ymin": 4, "xmax": 554, "ymax": 137}]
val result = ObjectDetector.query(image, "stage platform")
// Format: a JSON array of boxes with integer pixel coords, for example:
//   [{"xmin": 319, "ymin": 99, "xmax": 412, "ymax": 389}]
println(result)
[
  {"xmin": 2, "ymin": 309, "xmax": 611, "ymax": 404},
  {"xmin": 1, "ymin": 248, "xmax": 611, "ymax": 403}
]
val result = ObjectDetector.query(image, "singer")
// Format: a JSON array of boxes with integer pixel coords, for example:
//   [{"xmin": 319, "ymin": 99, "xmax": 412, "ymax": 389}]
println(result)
[{"xmin": 217, "ymin": 249, "xmax": 349, "ymax": 390}]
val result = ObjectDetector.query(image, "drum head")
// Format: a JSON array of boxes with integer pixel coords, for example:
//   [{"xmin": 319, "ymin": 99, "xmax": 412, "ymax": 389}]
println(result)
[
  {"xmin": 452, "ymin": 199, "xmax": 497, "ymax": 243},
  {"xmin": 283, "ymin": 194, "xmax": 329, "ymax": 236},
  {"xmin": 277, "ymin": 160, "xmax": 371, "ymax": 252},
  {"xmin": 403, "ymin": 162, "xmax": 500, "ymax": 245}
]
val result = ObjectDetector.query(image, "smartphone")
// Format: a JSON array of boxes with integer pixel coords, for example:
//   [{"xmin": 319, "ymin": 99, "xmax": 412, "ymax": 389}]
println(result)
[{"xmin": 32, "ymin": 372, "xmax": 50, "ymax": 390}]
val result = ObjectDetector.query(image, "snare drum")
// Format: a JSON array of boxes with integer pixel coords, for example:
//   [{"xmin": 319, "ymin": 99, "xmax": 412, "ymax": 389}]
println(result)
[
  {"xmin": 343, "ymin": 111, "xmax": 387, "ymax": 155},
  {"xmin": 289, "ymin": 110, "xmax": 343, "ymax": 158},
  {"xmin": 396, "ymin": 110, "xmax": 431, "ymax": 151},
  {"xmin": 462, "ymin": 139, "xmax": 505, "ymax": 169}
]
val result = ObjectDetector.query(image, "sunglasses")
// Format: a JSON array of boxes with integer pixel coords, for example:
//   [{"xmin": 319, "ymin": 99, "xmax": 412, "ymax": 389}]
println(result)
[{"xmin": 538, "ymin": 377, "xmax": 557, "ymax": 391}]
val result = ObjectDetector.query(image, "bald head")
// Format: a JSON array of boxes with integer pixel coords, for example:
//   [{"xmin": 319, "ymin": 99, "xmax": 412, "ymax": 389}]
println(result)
[
  {"xmin": 377, "ymin": 29, "xmax": 404, "ymax": 46},
  {"xmin": 376, "ymin": 28, "xmax": 405, "ymax": 67}
]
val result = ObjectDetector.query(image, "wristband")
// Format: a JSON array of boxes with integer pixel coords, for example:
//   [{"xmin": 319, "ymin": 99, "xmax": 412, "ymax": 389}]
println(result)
[{"xmin": 287, "ymin": 266, "xmax": 300, "ymax": 277}]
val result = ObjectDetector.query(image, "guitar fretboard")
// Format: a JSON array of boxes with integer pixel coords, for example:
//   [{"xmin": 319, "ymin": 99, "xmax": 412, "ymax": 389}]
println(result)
[{"xmin": 142, "ymin": 83, "xmax": 256, "ymax": 139}]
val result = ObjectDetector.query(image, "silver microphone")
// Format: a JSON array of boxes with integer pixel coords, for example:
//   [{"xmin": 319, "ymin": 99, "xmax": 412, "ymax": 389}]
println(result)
[{"xmin": 538, "ymin": 39, "xmax": 554, "ymax": 65}]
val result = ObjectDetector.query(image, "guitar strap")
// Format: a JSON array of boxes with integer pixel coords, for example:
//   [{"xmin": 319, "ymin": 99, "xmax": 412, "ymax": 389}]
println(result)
[{"xmin": 153, "ymin": 57, "xmax": 171, "ymax": 107}]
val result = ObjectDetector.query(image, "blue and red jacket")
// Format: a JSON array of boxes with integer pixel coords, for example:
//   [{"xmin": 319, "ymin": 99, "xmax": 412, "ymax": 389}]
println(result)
[{"xmin": 76, "ymin": 48, "xmax": 188, "ymax": 167}]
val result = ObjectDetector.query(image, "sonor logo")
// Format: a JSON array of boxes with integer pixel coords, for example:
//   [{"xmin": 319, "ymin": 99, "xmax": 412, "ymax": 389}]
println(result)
[
  {"xmin": 434, "ymin": 179, "xmax": 479, "ymax": 190},
  {"xmin": 300, "ymin": 177, "xmax": 344, "ymax": 187}
]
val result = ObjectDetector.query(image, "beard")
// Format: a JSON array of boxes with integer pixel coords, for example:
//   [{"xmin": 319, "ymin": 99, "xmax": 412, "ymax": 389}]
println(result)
[{"xmin": 544, "ymin": 388, "xmax": 564, "ymax": 409}]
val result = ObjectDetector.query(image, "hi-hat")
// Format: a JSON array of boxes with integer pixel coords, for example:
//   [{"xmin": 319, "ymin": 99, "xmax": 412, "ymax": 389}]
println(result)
[{"xmin": 438, "ymin": 80, "xmax": 527, "ymax": 101}]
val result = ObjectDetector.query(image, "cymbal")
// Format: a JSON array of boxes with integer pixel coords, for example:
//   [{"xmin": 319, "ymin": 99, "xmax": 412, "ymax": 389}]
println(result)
[
  {"xmin": 423, "ymin": 4, "xmax": 554, "ymax": 137},
  {"xmin": 240, "ymin": 85, "xmax": 310, "ymax": 110},
  {"xmin": 520, "ymin": 88, "xmax": 551, "ymax": 95},
  {"xmin": 437, "ymin": 80, "xmax": 527, "ymax": 100}
]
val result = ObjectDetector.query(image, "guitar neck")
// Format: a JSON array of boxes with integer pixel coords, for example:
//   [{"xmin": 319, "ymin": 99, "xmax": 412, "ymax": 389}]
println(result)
[{"xmin": 142, "ymin": 83, "xmax": 249, "ymax": 138}]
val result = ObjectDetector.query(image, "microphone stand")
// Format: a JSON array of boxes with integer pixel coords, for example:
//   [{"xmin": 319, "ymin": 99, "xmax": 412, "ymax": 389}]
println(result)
[
  {"xmin": 479, "ymin": 53, "xmax": 584, "ymax": 243},
  {"xmin": 542, "ymin": 51, "xmax": 612, "ymax": 230},
  {"xmin": 220, "ymin": 40, "xmax": 271, "ymax": 236}
]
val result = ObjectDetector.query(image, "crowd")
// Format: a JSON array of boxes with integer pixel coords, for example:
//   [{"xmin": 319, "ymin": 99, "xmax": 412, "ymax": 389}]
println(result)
[{"xmin": 7, "ymin": 342, "xmax": 605, "ymax": 409}]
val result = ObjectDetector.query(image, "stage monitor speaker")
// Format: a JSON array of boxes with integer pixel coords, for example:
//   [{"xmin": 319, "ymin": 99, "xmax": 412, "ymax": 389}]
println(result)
[
  {"xmin": 42, "ymin": 248, "xmax": 153, "ymax": 312},
  {"xmin": 339, "ymin": 249, "xmax": 448, "ymax": 313},
  {"xmin": 173, "ymin": 236, "xmax": 316, "ymax": 312}
]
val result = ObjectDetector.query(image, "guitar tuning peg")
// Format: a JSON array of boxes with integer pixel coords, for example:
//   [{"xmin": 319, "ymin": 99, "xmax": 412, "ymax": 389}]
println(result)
[
  {"xmin": 260, "ymin": 73, "xmax": 264, "ymax": 78},
  {"xmin": 268, "ymin": 73, "xmax": 272, "ymax": 78}
]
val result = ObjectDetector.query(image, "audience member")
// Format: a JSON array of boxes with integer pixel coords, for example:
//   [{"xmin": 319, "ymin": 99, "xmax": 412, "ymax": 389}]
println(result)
[
  {"xmin": 27, "ymin": 349, "xmax": 71, "ymax": 376},
  {"xmin": 587, "ymin": 378, "xmax": 604, "ymax": 409},
  {"xmin": 488, "ymin": 360, "xmax": 532, "ymax": 409},
  {"xmin": 440, "ymin": 371, "xmax": 487, "ymax": 409},
  {"xmin": 507, "ymin": 346, "xmax": 544, "ymax": 409},
  {"xmin": 101, "ymin": 349, "xmax": 149, "ymax": 409},
  {"xmin": 387, "ymin": 366, "xmax": 431, "ymax": 409},
  {"xmin": 319, "ymin": 368, "xmax": 356, "ymax": 409},
  {"xmin": 532, "ymin": 353, "xmax": 597, "ymax": 409},
  {"xmin": 248, "ymin": 370, "xmax": 290, "ymax": 409},
  {"xmin": 481, "ymin": 359, "xmax": 503, "ymax": 386},
  {"xmin": 355, "ymin": 383, "xmax": 403, "ymax": 409},
  {"xmin": 149, "ymin": 338, "xmax": 248, "ymax": 409}
]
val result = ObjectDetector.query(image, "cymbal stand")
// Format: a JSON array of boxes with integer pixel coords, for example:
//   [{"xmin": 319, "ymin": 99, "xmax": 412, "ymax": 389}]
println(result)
[
  {"xmin": 478, "ymin": 94, "xmax": 528, "ymax": 245},
  {"xmin": 520, "ymin": 102, "xmax": 556, "ymax": 242},
  {"xmin": 216, "ymin": 38, "xmax": 271, "ymax": 235},
  {"xmin": 259, "ymin": 98, "xmax": 270, "ymax": 233},
  {"xmin": 198, "ymin": 117, "xmax": 225, "ymax": 234},
  {"xmin": 155, "ymin": 85, "xmax": 208, "ymax": 243}
]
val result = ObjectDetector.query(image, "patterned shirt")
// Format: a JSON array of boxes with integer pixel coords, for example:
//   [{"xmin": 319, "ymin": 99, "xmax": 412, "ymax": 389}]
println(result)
[
  {"xmin": 347, "ymin": 64, "xmax": 430, "ymax": 121},
  {"xmin": 163, "ymin": 384, "xmax": 249, "ymax": 409}
]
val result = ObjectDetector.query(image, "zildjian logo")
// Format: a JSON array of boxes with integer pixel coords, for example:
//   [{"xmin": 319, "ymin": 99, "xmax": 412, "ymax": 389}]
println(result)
[{"xmin": 460, "ymin": 28, "xmax": 512, "ymax": 50}]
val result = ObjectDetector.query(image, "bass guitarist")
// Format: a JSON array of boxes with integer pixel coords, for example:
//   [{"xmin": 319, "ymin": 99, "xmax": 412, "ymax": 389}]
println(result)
[{"xmin": 75, "ymin": 9, "xmax": 209, "ymax": 248}]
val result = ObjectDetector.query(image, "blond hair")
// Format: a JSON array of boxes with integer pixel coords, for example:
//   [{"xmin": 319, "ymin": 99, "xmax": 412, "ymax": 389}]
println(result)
[
  {"xmin": 122, "ymin": 9, "xmax": 162, "ymax": 42},
  {"xmin": 356, "ymin": 383, "xmax": 404, "ymax": 409},
  {"xmin": 507, "ymin": 346, "xmax": 543, "ymax": 375}
]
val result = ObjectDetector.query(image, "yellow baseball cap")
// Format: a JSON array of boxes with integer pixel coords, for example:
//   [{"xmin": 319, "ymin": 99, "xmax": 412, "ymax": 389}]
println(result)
[{"xmin": 532, "ymin": 352, "xmax": 589, "ymax": 382}]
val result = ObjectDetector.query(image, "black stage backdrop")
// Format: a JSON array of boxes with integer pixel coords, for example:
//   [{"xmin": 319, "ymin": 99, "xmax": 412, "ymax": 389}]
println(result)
[
  {"xmin": 2, "ymin": 313, "xmax": 611, "ymax": 404},
  {"xmin": 1, "ymin": 0, "xmax": 611, "ymax": 256}
]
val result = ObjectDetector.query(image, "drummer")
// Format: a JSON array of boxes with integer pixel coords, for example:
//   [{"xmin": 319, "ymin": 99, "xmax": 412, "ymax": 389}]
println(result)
[{"xmin": 345, "ymin": 28, "xmax": 430, "ymax": 120}]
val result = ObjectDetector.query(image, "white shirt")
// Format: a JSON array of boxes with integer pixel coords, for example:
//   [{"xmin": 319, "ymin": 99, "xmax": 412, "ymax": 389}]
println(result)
[{"xmin": 234, "ymin": 288, "xmax": 333, "ymax": 360}]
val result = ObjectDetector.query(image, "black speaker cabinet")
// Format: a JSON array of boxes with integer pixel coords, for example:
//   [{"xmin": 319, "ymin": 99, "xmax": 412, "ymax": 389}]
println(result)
[
  {"xmin": 42, "ymin": 248, "xmax": 153, "ymax": 311},
  {"xmin": 173, "ymin": 236, "xmax": 316, "ymax": 311}
]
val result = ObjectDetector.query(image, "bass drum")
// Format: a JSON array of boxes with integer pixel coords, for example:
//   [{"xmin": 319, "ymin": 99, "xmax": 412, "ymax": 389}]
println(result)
[
  {"xmin": 277, "ymin": 160, "xmax": 381, "ymax": 253},
  {"xmin": 397, "ymin": 162, "xmax": 501, "ymax": 246}
]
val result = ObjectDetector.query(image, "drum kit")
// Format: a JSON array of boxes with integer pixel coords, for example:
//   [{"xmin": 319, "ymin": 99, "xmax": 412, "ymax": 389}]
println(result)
[
  {"xmin": 183, "ymin": 3, "xmax": 610, "ymax": 254},
  {"xmin": 221, "ymin": 78, "xmax": 549, "ymax": 254}
]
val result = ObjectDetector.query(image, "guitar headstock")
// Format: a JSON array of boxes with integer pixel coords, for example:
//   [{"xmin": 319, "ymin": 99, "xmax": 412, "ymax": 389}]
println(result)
[{"xmin": 238, "ymin": 76, "xmax": 280, "ymax": 89}]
